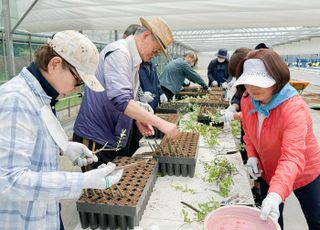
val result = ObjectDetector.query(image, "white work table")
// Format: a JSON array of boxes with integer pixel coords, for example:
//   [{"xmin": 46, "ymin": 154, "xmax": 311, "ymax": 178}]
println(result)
[
  {"xmin": 135, "ymin": 124, "xmax": 254, "ymax": 230},
  {"xmin": 73, "ymin": 123, "xmax": 254, "ymax": 230}
]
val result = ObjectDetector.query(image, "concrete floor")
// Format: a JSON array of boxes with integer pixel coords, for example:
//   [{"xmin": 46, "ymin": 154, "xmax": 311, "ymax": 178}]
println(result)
[{"xmin": 59, "ymin": 68, "xmax": 320, "ymax": 230}]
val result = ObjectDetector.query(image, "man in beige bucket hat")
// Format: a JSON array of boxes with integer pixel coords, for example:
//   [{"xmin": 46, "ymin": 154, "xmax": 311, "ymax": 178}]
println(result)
[
  {"xmin": 73, "ymin": 17, "xmax": 179, "ymax": 168},
  {"xmin": 0, "ymin": 30, "xmax": 123, "ymax": 229}
]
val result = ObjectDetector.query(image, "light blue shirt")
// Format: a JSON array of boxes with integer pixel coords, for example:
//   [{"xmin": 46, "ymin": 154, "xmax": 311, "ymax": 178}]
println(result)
[{"xmin": 0, "ymin": 68, "xmax": 83, "ymax": 230}]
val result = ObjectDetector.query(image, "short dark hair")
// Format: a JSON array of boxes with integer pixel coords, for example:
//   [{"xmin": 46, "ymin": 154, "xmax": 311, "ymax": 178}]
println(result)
[
  {"xmin": 34, "ymin": 44, "xmax": 70, "ymax": 72},
  {"xmin": 236, "ymin": 49, "xmax": 290, "ymax": 93},
  {"xmin": 255, "ymin": 43, "xmax": 268, "ymax": 49}
]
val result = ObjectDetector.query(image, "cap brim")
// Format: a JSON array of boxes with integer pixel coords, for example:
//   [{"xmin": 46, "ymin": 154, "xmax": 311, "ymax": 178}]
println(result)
[
  {"xmin": 78, "ymin": 70, "xmax": 104, "ymax": 92},
  {"xmin": 140, "ymin": 17, "xmax": 169, "ymax": 60},
  {"xmin": 234, "ymin": 73, "xmax": 276, "ymax": 88}
]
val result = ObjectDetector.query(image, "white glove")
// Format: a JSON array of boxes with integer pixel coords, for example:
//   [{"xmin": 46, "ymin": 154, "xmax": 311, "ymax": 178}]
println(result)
[
  {"xmin": 183, "ymin": 78, "xmax": 190, "ymax": 86},
  {"xmin": 137, "ymin": 101, "xmax": 154, "ymax": 113},
  {"xmin": 210, "ymin": 80, "xmax": 218, "ymax": 87},
  {"xmin": 260, "ymin": 192, "xmax": 282, "ymax": 221},
  {"xmin": 222, "ymin": 82, "xmax": 228, "ymax": 89},
  {"xmin": 143, "ymin": 91, "xmax": 154, "ymax": 103},
  {"xmin": 83, "ymin": 163, "xmax": 123, "ymax": 189},
  {"xmin": 226, "ymin": 105, "xmax": 237, "ymax": 113},
  {"xmin": 63, "ymin": 142, "xmax": 98, "ymax": 167},
  {"xmin": 227, "ymin": 81, "xmax": 234, "ymax": 88},
  {"xmin": 246, "ymin": 157, "xmax": 262, "ymax": 180},
  {"xmin": 160, "ymin": 93, "xmax": 168, "ymax": 103},
  {"xmin": 220, "ymin": 110, "xmax": 234, "ymax": 123}
]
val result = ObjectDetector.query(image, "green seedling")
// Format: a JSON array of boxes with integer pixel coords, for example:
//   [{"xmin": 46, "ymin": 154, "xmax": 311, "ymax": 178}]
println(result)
[
  {"xmin": 203, "ymin": 157, "xmax": 238, "ymax": 197},
  {"xmin": 170, "ymin": 182, "xmax": 197, "ymax": 194}
]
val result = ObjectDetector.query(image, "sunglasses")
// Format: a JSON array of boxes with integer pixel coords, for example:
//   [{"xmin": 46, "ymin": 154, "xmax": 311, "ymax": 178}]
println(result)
[{"xmin": 69, "ymin": 67, "xmax": 84, "ymax": 86}]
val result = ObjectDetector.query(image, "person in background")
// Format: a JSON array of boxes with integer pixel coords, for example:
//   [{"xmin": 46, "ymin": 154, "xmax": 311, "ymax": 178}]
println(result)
[
  {"xmin": 0, "ymin": 30, "xmax": 123, "ymax": 230},
  {"xmin": 182, "ymin": 53, "xmax": 199, "ymax": 87},
  {"xmin": 220, "ymin": 47, "xmax": 251, "ymax": 161},
  {"xmin": 207, "ymin": 48, "xmax": 232, "ymax": 88},
  {"xmin": 122, "ymin": 24, "xmax": 140, "ymax": 39},
  {"xmin": 159, "ymin": 51, "xmax": 209, "ymax": 101},
  {"xmin": 234, "ymin": 48, "xmax": 320, "ymax": 229},
  {"xmin": 73, "ymin": 17, "xmax": 179, "ymax": 167},
  {"xmin": 255, "ymin": 42, "xmax": 268, "ymax": 49}
]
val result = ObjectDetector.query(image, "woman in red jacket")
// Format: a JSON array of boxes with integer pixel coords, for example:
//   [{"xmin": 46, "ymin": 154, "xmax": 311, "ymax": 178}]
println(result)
[{"xmin": 234, "ymin": 49, "xmax": 320, "ymax": 230}]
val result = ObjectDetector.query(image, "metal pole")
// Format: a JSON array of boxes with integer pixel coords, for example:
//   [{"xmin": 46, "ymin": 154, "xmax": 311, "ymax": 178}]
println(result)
[
  {"xmin": 11, "ymin": 0, "xmax": 39, "ymax": 34},
  {"xmin": 2, "ymin": 0, "xmax": 15, "ymax": 78},
  {"xmin": 114, "ymin": 30, "xmax": 118, "ymax": 41}
]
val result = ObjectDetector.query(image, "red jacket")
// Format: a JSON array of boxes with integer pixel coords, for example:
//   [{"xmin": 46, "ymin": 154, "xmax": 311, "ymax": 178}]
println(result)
[{"xmin": 241, "ymin": 95, "xmax": 320, "ymax": 200}]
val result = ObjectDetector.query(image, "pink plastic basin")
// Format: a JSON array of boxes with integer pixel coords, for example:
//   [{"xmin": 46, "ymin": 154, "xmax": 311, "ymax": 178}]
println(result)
[{"xmin": 204, "ymin": 205, "xmax": 281, "ymax": 230}]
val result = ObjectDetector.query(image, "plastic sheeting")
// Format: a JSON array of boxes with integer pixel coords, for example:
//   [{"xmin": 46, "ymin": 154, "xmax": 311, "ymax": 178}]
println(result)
[{"xmin": 4, "ymin": 0, "xmax": 320, "ymax": 51}]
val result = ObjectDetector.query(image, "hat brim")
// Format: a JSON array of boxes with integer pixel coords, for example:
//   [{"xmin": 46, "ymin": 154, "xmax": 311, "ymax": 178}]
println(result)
[
  {"xmin": 234, "ymin": 73, "xmax": 276, "ymax": 88},
  {"xmin": 216, "ymin": 53, "xmax": 228, "ymax": 59},
  {"xmin": 77, "ymin": 70, "xmax": 104, "ymax": 92},
  {"xmin": 140, "ymin": 17, "xmax": 168, "ymax": 59}
]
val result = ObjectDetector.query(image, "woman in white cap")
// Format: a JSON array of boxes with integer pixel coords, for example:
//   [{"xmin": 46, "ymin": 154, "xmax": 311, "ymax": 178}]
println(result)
[
  {"xmin": 0, "ymin": 30, "xmax": 122, "ymax": 230},
  {"xmin": 234, "ymin": 49, "xmax": 320, "ymax": 229}
]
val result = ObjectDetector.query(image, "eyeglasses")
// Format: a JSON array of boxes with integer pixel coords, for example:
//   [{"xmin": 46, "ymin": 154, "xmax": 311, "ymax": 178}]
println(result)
[{"xmin": 69, "ymin": 67, "xmax": 84, "ymax": 86}]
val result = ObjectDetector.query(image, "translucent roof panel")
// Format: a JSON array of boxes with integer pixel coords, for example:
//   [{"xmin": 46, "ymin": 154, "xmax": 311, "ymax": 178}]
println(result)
[{"xmin": 3, "ymin": 0, "xmax": 320, "ymax": 52}]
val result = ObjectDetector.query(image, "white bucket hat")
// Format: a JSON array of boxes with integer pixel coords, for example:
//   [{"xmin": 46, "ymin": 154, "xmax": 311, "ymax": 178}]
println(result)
[
  {"xmin": 48, "ymin": 30, "xmax": 104, "ymax": 92},
  {"xmin": 234, "ymin": 58, "xmax": 276, "ymax": 88}
]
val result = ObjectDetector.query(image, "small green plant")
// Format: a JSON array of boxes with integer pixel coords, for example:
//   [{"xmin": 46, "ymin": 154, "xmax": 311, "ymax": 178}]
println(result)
[
  {"xmin": 181, "ymin": 199, "xmax": 220, "ymax": 223},
  {"xmin": 170, "ymin": 182, "xmax": 197, "ymax": 194},
  {"xmin": 230, "ymin": 120, "xmax": 241, "ymax": 138},
  {"xmin": 196, "ymin": 199, "xmax": 220, "ymax": 222},
  {"xmin": 239, "ymin": 143, "xmax": 246, "ymax": 151},
  {"xmin": 179, "ymin": 108, "xmax": 220, "ymax": 148},
  {"xmin": 181, "ymin": 209, "xmax": 192, "ymax": 224},
  {"xmin": 203, "ymin": 157, "xmax": 238, "ymax": 197},
  {"xmin": 205, "ymin": 110, "xmax": 221, "ymax": 124},
  {"xmin": 116, "ymin": 129, "xmax": 127, "ymax": 151}
]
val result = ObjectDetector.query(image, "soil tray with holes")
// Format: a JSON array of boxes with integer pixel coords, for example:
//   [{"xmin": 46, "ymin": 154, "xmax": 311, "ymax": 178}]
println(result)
[
  {"xmin": 210, "ymin": 86, "xmax": 224, "ymax": 91},
  {"xmin": 181, "ymin": 86, "xmax": 203, "ymax": 92},
  {"xmin": 209, "ymin": 90, "xmax": 225, "ymax": 96},
  {"xmin": 197, "ymin": 106, "xmax": 224, "ymax": 128},
  {"xmin": 76, "ymin": 157, "xmax": 158, "ymax": 230},
  {"xmin": 188, "ymin": 98, "xmax": 229, "ymax": 108},
  {"xmin": 155, "ymin": 102, "xmax": 193, "ymax": 114},
  {"xmin": 151, "ymin": 132, "xmax": 199, "ymax": 177},
  {"xmin": 149, "ymin": 113, "xmax": 180, "ymax": 139},
  {"xmin": 176, "ymin": 90, "xmax": 208, "ymax": 99},
  {"xmin": 155, "ymin": 102, "xmax": 184, "ymax": 113}
]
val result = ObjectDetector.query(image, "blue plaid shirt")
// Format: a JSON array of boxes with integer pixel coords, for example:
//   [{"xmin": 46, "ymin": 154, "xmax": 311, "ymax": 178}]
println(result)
[{"xmin": 0, "ymin": 68, "xmax": 83, "ymax": 230}]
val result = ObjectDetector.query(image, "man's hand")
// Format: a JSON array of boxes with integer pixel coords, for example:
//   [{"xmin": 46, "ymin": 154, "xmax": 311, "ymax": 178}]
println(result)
[
  {"xmin": 211, "ymin": 80, "xmax": 218, "ymax": 87},
  {"xmin": 63, "ymin": 142, "xmax": 98, "ymax": 167},
  {"xmin": 143, "ymin": 91, "xmax": 154, "ymax": 103},
  {"xmin": 157, "ymin": 121, "xmax": 179, "ymax": 139},
  {"xmin": 222, "ymin": 82, "xmax": 228, "ymax": 89},
  {"xmin": 160, "ymin": 94, "xmax": 168, "ymax": 103},
  {"xmin": 136, "ymin": 121, "xmax": 154, "ymax": 136}
]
